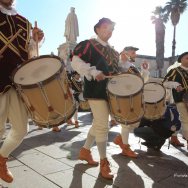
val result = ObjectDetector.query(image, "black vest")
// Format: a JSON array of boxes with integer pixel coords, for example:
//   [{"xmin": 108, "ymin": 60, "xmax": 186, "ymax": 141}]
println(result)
[
  {"xmin": 0, "ymin": 11, "xmax": 31, "ymax": 93},
  {"xmin": 73, "ymin": 39, "xmax": 119, "ymax": 99},
  {"xmin": 163, "ymin": 67, "xmax": 188, "ymax": 103}
]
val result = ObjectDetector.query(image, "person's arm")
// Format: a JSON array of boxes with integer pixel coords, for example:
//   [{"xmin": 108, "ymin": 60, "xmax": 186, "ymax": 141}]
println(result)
[
  {"xmin": 71, "ymin": 40, "xmax": 102, "ymax": 80},
  {"xmin": 163, "ymin": 81, "xmax": 181, "ymax": 89},
  {"xmin": 162, "ymin": 69, "xmax": 181, "ymax": 89},
  {"xmin": 140, "ymin": 61, "xmax": 150, "ymax": 83},
  {"xmin": 71, "ymin": 56, "xmax": 101, "ymax": 80},
  {"xmin": 28, "ymin": 26, "xmax": 44, "ymax": 58}
]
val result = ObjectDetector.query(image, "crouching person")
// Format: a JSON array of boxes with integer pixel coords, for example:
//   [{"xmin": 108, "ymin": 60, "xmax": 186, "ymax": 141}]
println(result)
[{"xmin": 134, "ymin": 104, "xmax": 181, "ymax": 151}]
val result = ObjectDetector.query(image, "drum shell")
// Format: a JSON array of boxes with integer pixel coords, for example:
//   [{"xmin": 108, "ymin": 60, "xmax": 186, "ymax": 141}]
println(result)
[
  {"xmin": 143, "ymin": 82, "xmax": 166, "ymax": 120},
  {"xmin": 107, "ymin": 73, "xmax": 144, "ymax": 124},
  {"xmin": 12, "ymin": 55, "xmax": 76, "ymax": 127}
]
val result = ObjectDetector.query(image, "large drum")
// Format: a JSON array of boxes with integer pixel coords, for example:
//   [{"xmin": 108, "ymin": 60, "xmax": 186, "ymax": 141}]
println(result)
[
  {"xmin": 107, "ymin": 73, "xmax": 144, "ymax": 124},
  {"xmin": 143, "ymin": 82, "xmax": 166, "ymax": 120},
  {"xmin": 12, "ymin": 55, "xmax": 76, "ymax": 128}
]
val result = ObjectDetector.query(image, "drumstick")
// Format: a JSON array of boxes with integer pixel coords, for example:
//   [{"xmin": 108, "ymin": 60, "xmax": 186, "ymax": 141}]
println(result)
[
  {"xmin": 0, "ymin": 29, "xmax": 22, "ymax": 56},
  {"xmin": 34, "ymin": 21, "xmax": 39, "ymax": 57},
  {"xmin": 104, "ymin": 74, "xmax": 126, "ymax": 79},
  {"xmin": 104, "ymin": 75, "xmax": 116, "ymax": 78}
]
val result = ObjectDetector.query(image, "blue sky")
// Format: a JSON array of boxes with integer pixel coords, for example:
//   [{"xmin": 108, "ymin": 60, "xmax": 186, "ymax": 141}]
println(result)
[{"xmin": 16, "ymin": 0, "xmax": 188, "ymax": 57}]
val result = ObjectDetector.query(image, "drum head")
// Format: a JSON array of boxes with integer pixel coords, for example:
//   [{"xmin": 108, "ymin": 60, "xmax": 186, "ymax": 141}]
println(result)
[
  {"xmin": 107, "ymin": 74, "xmax": 143, "ymax": 96},
  {"xmin": 144, "ymin": 82, "xmax": 165, "ymax": 103},
  {"xmin": 13, "ymin": 56, "xmax": 62, "ymax": 85}
]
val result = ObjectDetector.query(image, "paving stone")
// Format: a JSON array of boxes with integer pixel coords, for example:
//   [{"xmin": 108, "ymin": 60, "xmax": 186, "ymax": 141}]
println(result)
[
  {"xmin": 45, "ymin": 168, "xmax": 109, "ymax": 188},
  {"xmin": 1, "ymin": 112, "xmax": 188, "ymax": 188},
  {"xmin": 0, "ymin": 165, "xmax": 59, "ymax": 188},
  {"xmin": 16, "ymin": 151, "xmax": 72, "ymax": 175}
]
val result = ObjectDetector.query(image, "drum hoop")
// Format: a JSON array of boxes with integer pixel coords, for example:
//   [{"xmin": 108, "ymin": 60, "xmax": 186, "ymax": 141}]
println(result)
[
  {"xmin": 14, "ymin": 66, "xmax": 64, "ymax": 89},
  {"xmin": 11, "ymin": 55, "xmax": 64, "ymax": 83},
  {"xmin": 144, "ymin": 82, "xmax": 166, "ymax": 104},
  {"xmin": 107, "ymin": 88, "xmax": 143, "ymax": 98},
  {"xmin": 106, "ymin": 73, "xmax": 144, "ymax": 97},
  {"xmin": 34, "ymin": 103, "xmax": 77, "ymax": 128}
]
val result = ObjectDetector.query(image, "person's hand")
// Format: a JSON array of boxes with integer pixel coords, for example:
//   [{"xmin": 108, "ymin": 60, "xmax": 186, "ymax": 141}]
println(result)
[
  {"xmin": 176, "ymin": 85, "xmax": 183, "ymax": 92},
  {"xmin": 141, "ymin": 61, "xmax": 149, "ymax": 70},
  {"xmin": 95, "ymin": 72, "xmax": 105, "ymax": 81},
  {"xmin": 32, "ymin": 27, "xmax": 44, "ymax": 42}
]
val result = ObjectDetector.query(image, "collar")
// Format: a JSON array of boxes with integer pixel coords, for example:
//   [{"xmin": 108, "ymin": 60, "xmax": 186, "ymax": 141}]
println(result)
[
  {"xmin": 0, "ymin": 5, "xmax": 17, "ymax": 15},
  {"xmin": 96, "ymin": 36, "xmax": 110, "ymax": 47},
  {"xmin": 120, "ymin": 60, "xmax": 134, "ymax": 69},
  {"xmin": 180, "ymin": 65, "xmax": 188, "ymax": 71}
]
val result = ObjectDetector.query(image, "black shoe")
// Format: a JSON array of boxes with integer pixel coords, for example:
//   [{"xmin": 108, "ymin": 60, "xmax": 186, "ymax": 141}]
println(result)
[
  {"xmin": 141, "ymin": 141, "xmax": 164, "ymax": 151},
  {"xmin": 141, "ymin": 142, "xmax": 155, "ymax": 148}
]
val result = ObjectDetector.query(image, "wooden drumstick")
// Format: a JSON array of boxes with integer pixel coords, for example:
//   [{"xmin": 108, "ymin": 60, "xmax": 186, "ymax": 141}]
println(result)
[
  {"xmin": 104, "ymin": 74, "xmax": 125, "ymax": 79},
  {"xmin": 104, "ymin": 75, "xmax": 116, "ymax": 79},
  {"xmin": 34, "ymin": 21, "xmax": 39, "ymax": 57},
  {"xmin": 0, "ymin": 29, "xmax": 22, "ymax": 56}
]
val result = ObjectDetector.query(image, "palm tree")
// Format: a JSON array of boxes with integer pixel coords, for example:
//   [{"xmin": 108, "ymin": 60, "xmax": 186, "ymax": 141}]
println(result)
[
  {"xmin": 164, "ymin": 0, "xmax": 187, "ymax": 64},
  {"xmin": 151, "ymin": 6, "xmax": 169, "ymax": 77}
]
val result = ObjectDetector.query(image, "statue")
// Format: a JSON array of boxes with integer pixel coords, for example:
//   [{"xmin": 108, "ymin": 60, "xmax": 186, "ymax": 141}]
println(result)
[{"xmin": 64, "ymin": 7, "xmax": 79, "ymax": 43}]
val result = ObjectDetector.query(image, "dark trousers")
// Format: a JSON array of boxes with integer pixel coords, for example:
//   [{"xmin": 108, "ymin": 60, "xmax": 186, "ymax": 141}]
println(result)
[{"xmin": 134, "ymin": 127, "xmax": 166, "ymax": 146}]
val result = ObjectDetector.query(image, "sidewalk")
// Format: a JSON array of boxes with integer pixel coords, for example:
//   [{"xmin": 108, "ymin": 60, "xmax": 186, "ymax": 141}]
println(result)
[{"xmin": 0, "ymin": 112, "xmax": 188, "ymax": 188}]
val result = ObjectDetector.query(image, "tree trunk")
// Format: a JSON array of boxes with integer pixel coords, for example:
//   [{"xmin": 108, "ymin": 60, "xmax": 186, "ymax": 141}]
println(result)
[
  {"xmin": 155, "ymin": 20, "xmax": 165, "ymax": 78},
  {"xmin": 170, "ymin": 25, "xmax": 176, "ymax": 65}
]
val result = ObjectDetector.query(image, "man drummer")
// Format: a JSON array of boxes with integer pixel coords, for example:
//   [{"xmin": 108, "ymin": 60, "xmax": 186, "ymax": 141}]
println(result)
[
  {"xmin": 163, "ymin": 52, "xmax": 188, "ymax": 149},
  {"xmin": 113, "ymin": 46, "xmax": 150, "ymax": 158},
  {"xmin": 0, "ymin": 0, "xmax": 44, "ymax": 183},
  {"xmin": 71, "ymin": 17, "xmax": 119, "ymax": 179}
]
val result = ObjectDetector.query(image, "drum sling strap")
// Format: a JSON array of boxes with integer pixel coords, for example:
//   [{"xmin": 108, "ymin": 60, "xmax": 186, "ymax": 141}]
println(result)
[{"xmin": 71, "ymin": 78, "xmax": 82, "ymax": 93}]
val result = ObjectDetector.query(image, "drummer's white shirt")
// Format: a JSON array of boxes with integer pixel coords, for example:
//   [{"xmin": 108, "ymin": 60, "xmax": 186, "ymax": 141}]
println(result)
[
  {"xmin": 118, "ymin": 60, "xmax": 134, "ymax": 71},
  {"xmin": 118, "ymin": 59, "xmax": 150, "ymax": 83},
  {"xmin": 0, "ymin": 5, "xmax": 17, "ymax": 15},
  {"xmin": 71, "ymin": 37, "xmax": 111, "ymax": 80},
  {"xmin": 163, "ymin": 65, "xmax": 188, "ymax": 89}
]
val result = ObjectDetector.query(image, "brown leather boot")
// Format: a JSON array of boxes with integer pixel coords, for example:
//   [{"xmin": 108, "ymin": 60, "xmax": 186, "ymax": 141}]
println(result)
[
  {"xmin": 100, "ymin": 158, "xmax": 114, "ymax": 180},
  {"xmin": 113, "ymin": 134, "xmax": 124, "ymax": 149},
  {"xmin": 78, "ymin": 147, "xmax": 99, "ymax": 166},
  {"xmin": 170, "ymin": 136, "xmax": 184, "ymax": 147},
  {"xmin": 75, "ymin": 121, "xmax": 79, "ymax": 128},
  {"xmin": 0, "ymin": 155, "xmax": 13, "ymax": 183},
  {"xmin": 122, "ymin": 144, "xmax": 138, "ymax": 158}
]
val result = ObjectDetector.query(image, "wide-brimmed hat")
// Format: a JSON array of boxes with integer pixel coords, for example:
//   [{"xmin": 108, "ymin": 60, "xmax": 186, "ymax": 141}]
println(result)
[
  {"xmin": 94, "ymin": 18, "xmax": 115, "ymax": 34},
  {"xmin": 177, "ymin": 52, "xmax": 188, "ymax": 63}
]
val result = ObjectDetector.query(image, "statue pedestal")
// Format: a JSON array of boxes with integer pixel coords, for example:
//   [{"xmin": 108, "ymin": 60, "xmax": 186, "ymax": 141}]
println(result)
[{"xmin": 58, "ymin": 41, "xmax": 77, "ymax": 72}]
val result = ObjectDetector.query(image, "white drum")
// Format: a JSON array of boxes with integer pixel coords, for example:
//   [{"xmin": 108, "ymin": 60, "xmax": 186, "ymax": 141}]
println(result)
[
  {"xmin": 143, "ymin": 82, "xmax": 166, "ymax": 120},
  {"xmin": 107, "ymin": 73, "xmax": 144, "ymax": 124},
  {"xmin": 12, "ymin": 55, "xmax": 76, "ymax": 128}
]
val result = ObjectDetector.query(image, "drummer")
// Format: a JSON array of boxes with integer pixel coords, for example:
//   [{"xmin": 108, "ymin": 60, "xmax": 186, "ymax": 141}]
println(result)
[
  {"xmin": 0, "ymin": 0, "xmax": 44, "ymax": 183},
  {"xmin": 163, "ymin": 52, "xmax": 188, "ymax": 149},
  {"xmin": 71, "ymin": 17, "xmax": 119, "ymax": 179},
  {"xmin": 113, "ymin": 46, "xmax": 150, "ymax": 158}
]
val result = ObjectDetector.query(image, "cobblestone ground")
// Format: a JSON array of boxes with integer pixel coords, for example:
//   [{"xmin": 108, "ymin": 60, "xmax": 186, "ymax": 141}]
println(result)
[{"xmin": 0, "ymin": 112, "xmax": 188, "ymax": 188}]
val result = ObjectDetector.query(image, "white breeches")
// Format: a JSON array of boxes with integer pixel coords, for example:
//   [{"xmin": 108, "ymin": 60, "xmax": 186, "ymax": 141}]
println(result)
[
  {"xmin": 88, "ymin": 100, "xmax": 109, "ymax": 143},
  {"xmin": 0, "ymin": 88, "xmax": 28, "ymax": 157}
]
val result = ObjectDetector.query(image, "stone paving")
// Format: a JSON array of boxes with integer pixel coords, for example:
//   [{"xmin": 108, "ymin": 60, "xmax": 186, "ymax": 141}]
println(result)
[{"xmin": 0, "ymin": 112, "xmax": 188, "ymax": 188}]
